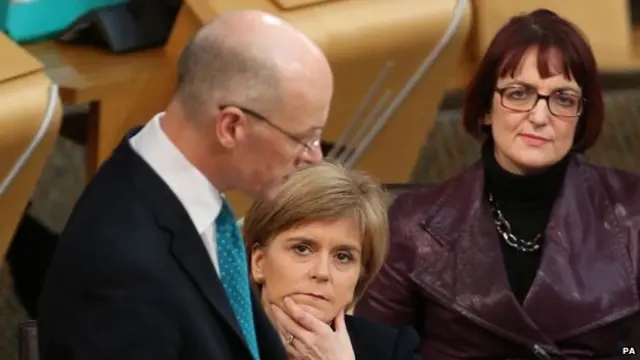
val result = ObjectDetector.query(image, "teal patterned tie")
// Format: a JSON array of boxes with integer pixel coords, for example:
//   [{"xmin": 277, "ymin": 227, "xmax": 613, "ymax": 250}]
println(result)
[{"xmin": 216, "ymin": 199, "xmax": 260, "ymax": 360}]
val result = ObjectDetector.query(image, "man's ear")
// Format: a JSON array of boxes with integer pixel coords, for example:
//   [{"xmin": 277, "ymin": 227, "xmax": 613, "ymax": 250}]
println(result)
[
  {"xmin": 215, "ymin": 107, "xmax": 245, "ymax": 149},
  {"xmin": 250, "ymin": 243, "xmax": 266, "ymax": 284}
]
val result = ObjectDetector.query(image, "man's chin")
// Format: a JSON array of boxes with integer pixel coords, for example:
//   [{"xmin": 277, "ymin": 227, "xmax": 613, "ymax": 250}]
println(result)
[
  {"xmin": 266, "ymin": 173, "xmax": 296, "ymax": 196},
  {"xmin": 262, "ymin": 181, "xmax": 283, "ymax": 200}
]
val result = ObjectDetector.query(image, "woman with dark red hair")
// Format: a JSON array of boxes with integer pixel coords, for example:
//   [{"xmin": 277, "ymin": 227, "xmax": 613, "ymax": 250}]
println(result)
[{"xmin": 356, "ymin": 9, "xmax": 640, "ymax": 359}]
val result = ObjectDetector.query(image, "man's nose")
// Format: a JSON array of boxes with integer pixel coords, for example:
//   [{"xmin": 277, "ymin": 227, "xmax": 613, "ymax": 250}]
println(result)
[{"xmin": 298, "ymin": 145, "xmax": 323, "ymax": 165}]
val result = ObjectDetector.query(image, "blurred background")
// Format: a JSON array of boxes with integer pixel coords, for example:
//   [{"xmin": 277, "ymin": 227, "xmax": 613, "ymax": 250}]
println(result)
[{"xmin": 2, "ymin": 0, "xmax": 640, "ymax": 358}]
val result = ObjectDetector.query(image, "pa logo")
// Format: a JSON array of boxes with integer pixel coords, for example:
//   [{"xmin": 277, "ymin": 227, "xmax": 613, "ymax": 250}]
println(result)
[{"xmin": 622, "ymin": 346, "xmax": 636, "ymax": 355}]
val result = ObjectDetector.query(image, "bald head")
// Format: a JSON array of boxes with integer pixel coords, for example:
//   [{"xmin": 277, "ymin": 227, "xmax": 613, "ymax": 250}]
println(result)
[{"xmin": 176, "ymin": 10, "xmax": 333, "ymax": 122}]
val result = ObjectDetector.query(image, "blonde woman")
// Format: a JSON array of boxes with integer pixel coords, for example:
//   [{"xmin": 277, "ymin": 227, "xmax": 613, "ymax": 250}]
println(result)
[{"xmin": 243, "ymin": 161, "xmax": 419, "ymax": 360}]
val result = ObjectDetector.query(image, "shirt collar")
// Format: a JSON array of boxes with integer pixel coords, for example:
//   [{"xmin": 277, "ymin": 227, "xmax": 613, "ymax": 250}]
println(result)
[{"xmin": 129, "ymin": 112, "xmax": 222, "ymax": 233}]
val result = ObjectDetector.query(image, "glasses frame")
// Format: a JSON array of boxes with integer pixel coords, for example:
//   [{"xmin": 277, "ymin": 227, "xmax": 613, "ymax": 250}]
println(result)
[
  {"xmin": 494, "ymin": 87, "xmax": 585, "ymax": 118},
  {"xmin": 219, "ymin": 105, "xmax": 319, "ymax": 154}
]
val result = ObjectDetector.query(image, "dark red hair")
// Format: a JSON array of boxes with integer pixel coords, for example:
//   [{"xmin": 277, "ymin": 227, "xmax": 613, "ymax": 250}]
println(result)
[{"xmin": 462, "ymin": 9, "xmax": 604, "ymax": 152}]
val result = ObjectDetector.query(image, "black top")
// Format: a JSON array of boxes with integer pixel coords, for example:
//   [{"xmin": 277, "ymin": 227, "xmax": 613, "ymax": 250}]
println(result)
[
  {"xmin": 345, "ymin": 315, "xmax": 421, "ymax": 360},
  {"xmin": 482, "ymin": 140, "xmax": 569, "ymax": 303}
]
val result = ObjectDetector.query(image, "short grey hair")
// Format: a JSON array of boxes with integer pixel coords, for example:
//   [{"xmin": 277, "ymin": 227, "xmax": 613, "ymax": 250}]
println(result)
[{"xmin": 176, "ymin": 31, "xmax": 282, "ymax": 121}]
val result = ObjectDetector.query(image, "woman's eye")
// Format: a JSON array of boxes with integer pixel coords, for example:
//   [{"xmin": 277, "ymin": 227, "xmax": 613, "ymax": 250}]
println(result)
[
  {"xmin": 335, "ymin": 252, "xmax": 354, "ymax": 263},
  {"xmin": 506, "ymin": 88, "xmax": 529, "ymax": 99},
  {"xmin": 293, "ymin": 244, "xmax": 311, "ymax": 255},
  {"xmin": 554, "ymin": 94, "xmax": 577, "ymax": 107}
]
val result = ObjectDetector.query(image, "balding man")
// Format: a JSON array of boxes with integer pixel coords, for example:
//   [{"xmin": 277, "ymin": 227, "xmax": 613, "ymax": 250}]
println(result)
[{"xmin": 38, "ymin": 10, "xmax": 333, "ymax": 360}]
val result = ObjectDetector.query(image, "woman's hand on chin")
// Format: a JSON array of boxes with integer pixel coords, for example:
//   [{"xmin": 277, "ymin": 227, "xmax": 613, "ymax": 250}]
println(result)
[{"xmin": 271, "ymin": 297, "xmax": 355, "ymax": 360}]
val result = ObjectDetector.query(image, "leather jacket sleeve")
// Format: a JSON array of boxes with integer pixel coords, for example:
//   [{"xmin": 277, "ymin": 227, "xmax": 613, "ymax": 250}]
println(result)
[{"xmin": 355, "ymin": 192, "xmax": 422, "ymax": 328}]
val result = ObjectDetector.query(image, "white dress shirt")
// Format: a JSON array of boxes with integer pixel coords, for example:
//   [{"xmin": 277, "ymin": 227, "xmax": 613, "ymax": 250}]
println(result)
[{"xmin": 130, "ymin": 112, "xmax": 222, "ymax": 273}]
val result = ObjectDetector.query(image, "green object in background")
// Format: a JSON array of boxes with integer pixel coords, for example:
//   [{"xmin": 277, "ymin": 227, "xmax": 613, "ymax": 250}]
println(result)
[
  {"xmin": 0, "ymin": 0, "xmax": 8, "ymax": 32},
  {"xmin": 5, "ymin": 0, "xmax": 127, "ymax": 44}
]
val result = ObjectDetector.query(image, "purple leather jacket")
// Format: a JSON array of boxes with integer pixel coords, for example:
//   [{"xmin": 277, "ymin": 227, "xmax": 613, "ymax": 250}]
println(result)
[{"xmin": 356, "ymin": 158, "xmax": 640, "ymax": 359}]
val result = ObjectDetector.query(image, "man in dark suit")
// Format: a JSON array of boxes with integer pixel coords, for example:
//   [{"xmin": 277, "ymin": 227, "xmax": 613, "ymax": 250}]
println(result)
[{"xmin": 37, "ymin": 9, "xmax": 334, "ymax": 360}]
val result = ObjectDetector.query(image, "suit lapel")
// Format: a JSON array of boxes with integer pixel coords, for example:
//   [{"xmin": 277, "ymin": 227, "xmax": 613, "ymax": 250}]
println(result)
[
  {"xmin": 522, "ymin": 162, "xmax": 640, "ymax": 340},
  {"xmin": 114, "ymin": 131, "xmax": 287, "ymax": 359},
  {"xmin": 168, "ymin": 220, "xmax": 244, "ymax": 340},
  {"xmin": 112, "ymin": 132, "xmax": 244, "ymax": 342},
  {"xmin": 167, "ymin": 186, "xmax": 285, "ymax": 359},
  {"xmin": 414, "ymin": 162, "xmax": 555, "ymax": 347}
]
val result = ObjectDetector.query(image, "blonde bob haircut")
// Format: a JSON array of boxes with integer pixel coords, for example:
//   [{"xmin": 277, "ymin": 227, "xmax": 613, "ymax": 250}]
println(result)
[{"xmin": 242, "ymin": 161, "xmax": 390, "ymax": 302}]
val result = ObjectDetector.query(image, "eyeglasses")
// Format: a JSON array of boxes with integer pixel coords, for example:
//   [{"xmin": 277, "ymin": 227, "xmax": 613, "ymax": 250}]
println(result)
[
  {"xmin": 495, "ymin": 86, "xmax": 584, "ymax": 117},
  {"xmin": 219, "ymin": 105, "xmax": 320, "ymax": 154}
]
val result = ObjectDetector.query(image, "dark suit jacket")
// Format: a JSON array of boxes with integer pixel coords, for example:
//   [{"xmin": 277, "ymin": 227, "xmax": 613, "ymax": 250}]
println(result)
[
  {"xmin": 37, "ymin": 133, "xmax": 286, "ymax": 360},
  {"xmin": 346, "ymin": 315, "xmax": 420, "ymax": 360}
]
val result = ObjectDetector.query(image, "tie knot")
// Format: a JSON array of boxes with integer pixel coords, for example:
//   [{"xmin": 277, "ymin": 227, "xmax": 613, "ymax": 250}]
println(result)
[{"xmin": 216, "ymin": 198, "xmax": 236, "ymax": 228}]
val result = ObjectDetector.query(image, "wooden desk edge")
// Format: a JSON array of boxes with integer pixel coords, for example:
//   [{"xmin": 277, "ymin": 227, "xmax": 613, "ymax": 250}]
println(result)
[{"xmin": 24, "ymin": 41, "xmax": 169, "ymax": 105}]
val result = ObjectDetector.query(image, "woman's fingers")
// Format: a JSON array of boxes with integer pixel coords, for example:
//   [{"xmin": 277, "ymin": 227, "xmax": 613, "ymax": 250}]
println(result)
[
  {"xmin": 271, "ymin": 304, "xmax": 311, "ymax": 343},
  {"xmin": 283, "ymin": 296, "xmax": 329, "ymax": 334},
  {"xmin": 268, "ymin": 306, "xmax": 289, "ymax": 343},
  {"xmin": 286, "ymin": 337, "xmax": 305, "ymax": 359},
  {"xmin": 333, "ymin": 309, "xmax": 347, "ymax": 333}
]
